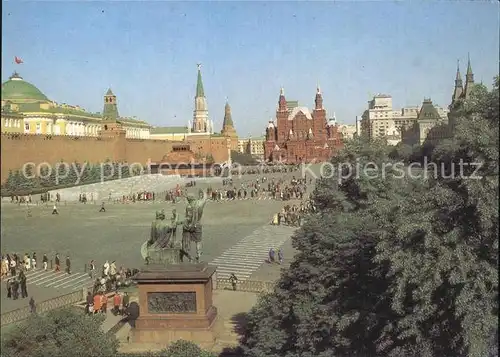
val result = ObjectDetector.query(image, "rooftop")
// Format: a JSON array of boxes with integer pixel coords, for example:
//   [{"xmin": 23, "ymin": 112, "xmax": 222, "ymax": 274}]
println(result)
[
  {"xmin": 1, "ymin": 72, "xmax": 50, "ymax": 102},
  {"xmin": 150, "ymin": 126, "xmax": 189, "ymax": 135}
]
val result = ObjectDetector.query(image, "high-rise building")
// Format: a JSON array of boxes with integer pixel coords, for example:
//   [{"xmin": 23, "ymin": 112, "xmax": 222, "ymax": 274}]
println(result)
[{"xmin": 360, "ymin": 94, "xmax": 448, "ymax": 145}]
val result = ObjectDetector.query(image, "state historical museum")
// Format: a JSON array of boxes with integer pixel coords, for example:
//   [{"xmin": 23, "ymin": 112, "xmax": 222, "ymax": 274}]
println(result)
[{"xmin": 264, "ymin": 87, "xmax": 343, "ymax": 163}]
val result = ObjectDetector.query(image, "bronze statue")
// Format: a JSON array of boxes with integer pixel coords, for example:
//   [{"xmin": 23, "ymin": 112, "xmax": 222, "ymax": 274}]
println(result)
[
  {"xmin": 141, "ymin": 209, "xmax": 182, "ymax": 264},
  {"xmin": 181, "ymin": 189, "xmax": 208, "ymax": 263}
]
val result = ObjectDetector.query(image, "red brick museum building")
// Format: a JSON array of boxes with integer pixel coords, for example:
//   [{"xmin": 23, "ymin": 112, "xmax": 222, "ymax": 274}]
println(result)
[{"xmin": 264, "ymin": 88, "xmax": 343, "ymax": 163}]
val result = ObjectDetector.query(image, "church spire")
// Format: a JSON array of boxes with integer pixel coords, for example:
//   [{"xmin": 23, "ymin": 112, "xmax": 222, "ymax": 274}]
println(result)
[
  {"xmin": 278, "ymin": 87, "xmax": 287, "ymax": 111},
  {"xmin": 452, "ymin": 59, "xmax": 463, "ymax": 104},
  {"xmin": 455, "ymin": 60, "xmax": 463, "ymax": 84},
  {"xmin": 196, "ymin": 63, "xmax": 205, "ymax": 98},
  {"xmin": 464, "ymin": 53, "xmax": 475, "ymax": 99},
  {"xmin": 466, "ymin": 53, "xmax": 473, "ymax": 78},
  {"xmin": 223, "ymin": 99, "xmax": 234, "ymax": 127},
  {"xmin": 192, "ymin": 63, "xmax": 209, "ymax": 133},
  {"xmin": 221, "ymin": 98, "xmax": 237, "ymax": 138},
  {"xmin": 315, "ymin": 85, "xmax": 323, "ymax": 110}
]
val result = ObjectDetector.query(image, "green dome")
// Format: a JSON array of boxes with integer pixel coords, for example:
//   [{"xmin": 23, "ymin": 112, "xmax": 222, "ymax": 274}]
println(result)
[{"xmin": 1, "ymin": 72, "xmax": 49, "ymax": 102}]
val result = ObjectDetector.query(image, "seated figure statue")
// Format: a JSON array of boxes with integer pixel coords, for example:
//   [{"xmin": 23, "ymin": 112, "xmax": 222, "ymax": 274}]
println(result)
[{"xmin": 141, "ymin": 210, "xmax": 183, "ymax": 265}]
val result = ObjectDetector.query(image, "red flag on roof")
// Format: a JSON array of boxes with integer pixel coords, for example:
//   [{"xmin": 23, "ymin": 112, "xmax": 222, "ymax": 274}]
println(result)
[{"xmin": 14, "ymin": 56, "xmax": 23, "ymax": 64}]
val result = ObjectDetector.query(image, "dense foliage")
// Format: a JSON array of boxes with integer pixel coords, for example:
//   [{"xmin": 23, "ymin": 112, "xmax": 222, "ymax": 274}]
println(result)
[
  {"xmin": 241, "ymin": 78, "xmax": 499, "ymax": 357},
  {"xmin": 1, "ymin": 309, "xmax": 218, "ymax": 357},
  {"xmin": 1, "ymin": 308, "xmax": 119, "ymax": 357},
  {"xmin": 118, "ymin": 339, "xmax": 217, "ymax": 357}
]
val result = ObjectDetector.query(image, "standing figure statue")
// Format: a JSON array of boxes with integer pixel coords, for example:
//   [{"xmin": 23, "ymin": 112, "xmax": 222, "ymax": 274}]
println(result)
[{"xmin": 181, "ymin": 189, "xmax": 208, "ymax": 263}]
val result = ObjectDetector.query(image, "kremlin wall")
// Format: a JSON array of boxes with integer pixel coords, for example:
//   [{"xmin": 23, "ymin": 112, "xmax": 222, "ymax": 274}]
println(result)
[{"xmin": 0, "ymin": 66, "xmax": 236, "ymax": 183}]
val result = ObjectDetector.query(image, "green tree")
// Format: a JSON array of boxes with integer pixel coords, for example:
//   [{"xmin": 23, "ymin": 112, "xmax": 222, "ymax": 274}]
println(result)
[
  {"xmin": 242, "ymin": 136, "xmax": 405, "ymax": 357},
  {"xmin": 241, "ymin": 78, "xmax": 498, "ymax": 357},
  {"xmin": 117, "ymin": 340, "xmax": 217, "ymax": 357},
  {"xmin": 231, "ymin": 151, "xmax": 258, "ymax": 166},
  {"xmin": 1, "ymin": 308, "xmax": 119, "ymax": 357},
  {"xmin": 162, "ymin": 339, "xmax": 217, "ymax": 357},
  {"xmin": 388, "ymin": 142, "xmax": 415, "ymax": 162},
  {"xmin": 376, "ymin": 78, "xmax": 499, "ymax": 357}
]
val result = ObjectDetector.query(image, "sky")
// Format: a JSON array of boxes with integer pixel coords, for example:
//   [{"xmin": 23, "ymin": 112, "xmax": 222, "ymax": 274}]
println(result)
[{"xmin": 2, "ymin": 1, "xmax": 499, "ymax": 137}]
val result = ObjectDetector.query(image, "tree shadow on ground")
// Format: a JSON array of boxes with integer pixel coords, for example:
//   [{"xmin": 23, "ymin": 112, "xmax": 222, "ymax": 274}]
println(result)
[
  {"xmin": 230, "ymin": 312, "xmax": 249, "ymax": 336},
  {"xmin": 219, "ymin": 346, "xmax": 244, "ymax": 357},
  {"xmin": 216, "ymin": 312, "xmax": 249, "ymax": 356}
]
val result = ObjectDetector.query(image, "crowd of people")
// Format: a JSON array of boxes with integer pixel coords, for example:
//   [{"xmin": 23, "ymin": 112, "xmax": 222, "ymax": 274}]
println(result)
[
  {"xmin": 271, "ymin": 203, "xmax": 311, "ymax": 227},
  {"xmin": 1, "ymin": 252, "xmax": 138, "ymax": 296},
  {"xmin": 236, "ymin": 165, "xmax": 300, "ymax": 175},
  {"xmin": 85, "ymin": 290, "xmax": 130, "ymax": 316},
  {"xmin": 1, "ymin": 252, "xmax": 58, "ymax": 278},
  {"xmin": 90, "ymin": 260, "xmax": 137, "ymax": 295}
]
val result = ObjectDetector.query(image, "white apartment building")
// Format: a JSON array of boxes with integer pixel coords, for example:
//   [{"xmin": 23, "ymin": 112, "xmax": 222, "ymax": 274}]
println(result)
[
  {"xmin": 360, "ymin": 94, "xmax": 448, "ymax": 145},
  {"xmin": 238, "ymin": 136, "xmax": 266, "ymax": 160}
]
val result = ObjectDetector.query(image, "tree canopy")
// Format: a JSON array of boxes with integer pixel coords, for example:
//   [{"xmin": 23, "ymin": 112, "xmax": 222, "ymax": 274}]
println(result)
[
  {"xmin": 1, "ymin": 308, "xmax": 119, "ymax": 357},
  {"xmin": 241, "ymin": 78, "xmax": 499, "ymax": 357},
  {"xmin": 1, "ymin": 309, "xmax": 218, "ymax": 357}
]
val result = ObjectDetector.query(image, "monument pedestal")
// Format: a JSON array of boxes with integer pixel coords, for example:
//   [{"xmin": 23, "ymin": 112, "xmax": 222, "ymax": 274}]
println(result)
[{"xmin": 131, "ymin": 262, "xmax": 218, "ymax": 344}]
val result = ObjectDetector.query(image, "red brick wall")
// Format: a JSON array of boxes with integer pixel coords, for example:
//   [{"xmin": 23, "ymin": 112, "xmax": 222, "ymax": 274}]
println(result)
[{"xmin": 0, "ymin": 132, "xmax": 231, "ymax": 183}]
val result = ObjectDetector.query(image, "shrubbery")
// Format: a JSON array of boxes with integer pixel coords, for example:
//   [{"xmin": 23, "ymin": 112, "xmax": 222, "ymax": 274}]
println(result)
[
  {"xmin": 1, "ymin": 160, "xmax": 141, "ymax": 195},
  {"xmin": 2, "ymin": 308, "xmax": 218, "ymax": 357}
]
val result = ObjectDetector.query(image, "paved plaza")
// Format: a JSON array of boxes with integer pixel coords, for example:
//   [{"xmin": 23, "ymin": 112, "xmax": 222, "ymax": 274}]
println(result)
[{"xmin": 1, "ymin": 171, "xmax": 309, "ymax": 314}]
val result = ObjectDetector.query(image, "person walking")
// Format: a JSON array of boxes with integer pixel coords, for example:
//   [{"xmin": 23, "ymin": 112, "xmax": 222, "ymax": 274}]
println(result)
[
  {"xmin": 85, "ymin": 291, "xmax": 93, "ymax": 315},
  {"xmin": 65, "ymin": 256, "xmax": 71, "ymax": 274},
  {"xmin": 88, "ymin": 260, "xmax": 95, "ymax": 279},
  {"xmin": 9, "ymin": 258, "xmax": 16, "ymax": 276},
  {"xmin": 29, "ymin": 297, "xmax": 36, "ymax": 314},
  {"xmin": 99, "ymin": 202, "xmax": 106, "ymax": 212},
  {"xmin": 268, "ymin": 248, "xmax": 275, "ymax": 263},
  {"xmin": 278, "ymin": 248, "xmax": 284, "ymax": 265},
  {"xmin": 24, "ymin": 253, "xmax": 30, "ymax": 271},
  {"xmin": 54, "ymin": 253, "xmax": 60, "ymax": 272},
  {"xmin": 52, "ymin": 204, "xmax": 59, "ymax": 215},
  {"xmin": 42, "ymin": 254, "xmax": 48, "ymax": 271},
  {"xmin": 113, "ymin": 292, "xmax": 122, "ymax": 315},
  {"xmin": 229, "ymin": 273, "xmax": 238, "ymax": 291},
  {"xmin": 19, "ymin": 271, "xmax": 28, "ymax": 298},
  {"xmin": 122, "ymin": 292, "xmax": 130, "ymax": 315},
  {"xmin": 93, "ymin": 293, "xmax": 101, "ymax": 314},
  {"xmin": 103, "ymin": 261, "xmax": 110, "ymax": 277},
  {"xmin": 6, "ymin": 279, "xmax": 12, "ymax": 298},
  {"xmin": 11, "ymin": 279, "xmax": 19, "ymax": 300},
  {"xmin": 101, "ymin": 293, "xmax": 108, "ymax": 314}
]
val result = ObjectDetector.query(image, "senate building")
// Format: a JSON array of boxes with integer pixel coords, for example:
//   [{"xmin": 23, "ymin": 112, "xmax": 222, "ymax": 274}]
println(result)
[
  {"xmin": 1, "ymin": 72, "xmax": 151, "ymax": 138},
  {"xmin": 0, "ymin": 65, "xmax": 239, "ymax": 183}
]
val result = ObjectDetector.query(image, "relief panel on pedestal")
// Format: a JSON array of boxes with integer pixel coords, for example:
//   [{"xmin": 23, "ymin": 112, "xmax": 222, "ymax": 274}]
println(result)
[{"xmin": 147, "ymin": 292, "xmax": 197, "ymax": 314}]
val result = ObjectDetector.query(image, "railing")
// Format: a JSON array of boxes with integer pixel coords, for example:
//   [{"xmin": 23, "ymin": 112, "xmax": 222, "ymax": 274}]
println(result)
[
  {"xmin": 215, "ymin": 278, "xmax": 275, "ymax": 293},
  {"xmin": 0, "ymin": 288, "xmax": 86, "ymax": 326}
]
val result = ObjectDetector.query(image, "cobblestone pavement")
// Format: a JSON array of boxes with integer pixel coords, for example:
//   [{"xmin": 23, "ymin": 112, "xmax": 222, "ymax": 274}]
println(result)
[{"xmin": 1, "ymin": 171, "xmax": 310, "ymax": 314}]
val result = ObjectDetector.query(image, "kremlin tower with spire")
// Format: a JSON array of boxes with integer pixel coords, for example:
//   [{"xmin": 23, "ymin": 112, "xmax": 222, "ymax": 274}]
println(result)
[{"xmin": 264, "ymin": 86, "xmax": 343, "ymax": 163}]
